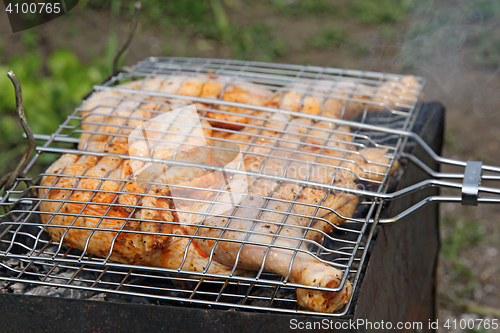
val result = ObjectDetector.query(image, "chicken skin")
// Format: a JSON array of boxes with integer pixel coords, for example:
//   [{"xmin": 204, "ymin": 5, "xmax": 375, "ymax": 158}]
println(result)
[{"xmin": 39, "ymin": 73, "xmax": 410, "ymax": 313}]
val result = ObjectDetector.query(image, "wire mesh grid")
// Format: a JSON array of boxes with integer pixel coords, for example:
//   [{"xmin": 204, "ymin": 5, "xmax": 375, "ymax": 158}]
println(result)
[{"xmin": 0, "ymin": 57, "xmax": 425, "ymax": 316}]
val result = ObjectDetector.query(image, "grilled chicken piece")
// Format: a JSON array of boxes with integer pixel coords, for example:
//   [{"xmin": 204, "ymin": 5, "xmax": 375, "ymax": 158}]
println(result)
[
  {"xmin": 283, "ymin": 120, "xmax": 398, "ymax": 183},
  {"xmin": 222, "ymin": 113, "xmax": 397, "ymax": 184},
  {"xmin": 39, "ymin": 153, "xmax": 248, "ymax": 276},
  {"xmin": 38, "ymin": 73, "xmax": 410, "ymax": 313},
  {"xmin": 200, "ymin": 78, "xmax": 274, "ymax": 130},
  {"xmin": 371, "ymin": 75, "xmax": 422, "ymax": 109},
  {"xmin": 161, "ymin": 112, "xmax": 356, "ymax": 311},
  {"xmin": 266, "ymin": 75, "xmax": 421, "ymax": 119},
  {"xmin": 213, "ymin": 113, "xmax": 396, "ymax": 245},
  {"xmin": 175, "ymin": 174, "xmax": 353, "ymax": 313},
  {"xmin": 79, "ymin": 74, "xmax": 419, "ymax": 149},
  {"xmin": 79, "ymin": 75, "xmax": 272, "ymax": 145}
]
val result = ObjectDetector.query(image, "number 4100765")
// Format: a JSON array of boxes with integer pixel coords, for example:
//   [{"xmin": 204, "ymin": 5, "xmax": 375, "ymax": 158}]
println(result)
[
  {"xmin": 5, "ymin": 2, "xmax": 61, "ymax": 14},
  {"xmin": 444, "ymin": 318, "xmax": 498, "ymax": 330}
]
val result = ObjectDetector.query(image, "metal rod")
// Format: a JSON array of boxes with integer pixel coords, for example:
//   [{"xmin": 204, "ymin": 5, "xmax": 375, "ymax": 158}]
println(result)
[
  {"xmin": 378, "ymin": 195, "xmax": 500, "ymax": 223},
  {"xmin": 401, "ymin": 152, "xmax": 500, "ymax": 180},
  {"xmin": 112, "ymin": 2, "xmax": 142, "ymax": 75}
]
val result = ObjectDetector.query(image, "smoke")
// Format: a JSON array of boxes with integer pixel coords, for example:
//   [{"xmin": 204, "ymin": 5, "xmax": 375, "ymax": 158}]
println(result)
[{"xmin": 391, "ymin": 0, "xmax": 500, "ymax": 119}]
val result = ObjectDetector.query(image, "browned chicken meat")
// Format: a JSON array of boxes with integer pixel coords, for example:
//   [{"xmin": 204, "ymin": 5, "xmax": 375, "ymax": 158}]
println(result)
[
  {"xmin": 266, "ymin": 75, "xmax": 421, "ymax": 119},
  {"xmin": 39, "ymin": 74, "xmax": 414, "ymax": 313}
]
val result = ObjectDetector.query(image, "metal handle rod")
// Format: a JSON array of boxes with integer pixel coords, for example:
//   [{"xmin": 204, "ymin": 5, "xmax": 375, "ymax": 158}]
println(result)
[
  {"xmin": 408, "ymin": 131, "xmax": 500, "ymax": 173},
  {"xmin": 36, "ymin": 145, "xmax": 495, "ymax": 200},
  {"xmin": 378, "ymin": 195, "xmax": 500, "ymax": 223},
  {"xmin": 377, "ymin": 131, "xmax": 500, "ymax": 221},
  {"xmin": 402, "ymin": 132, "xmax": 500, "ymax": 208},
  {"xmin": 402, "ymin": 152, "xmax": 500, "ymax": 180},
  {"xmin": 34, "ymin": 144, "xmax": 500, "ymax": 209}
]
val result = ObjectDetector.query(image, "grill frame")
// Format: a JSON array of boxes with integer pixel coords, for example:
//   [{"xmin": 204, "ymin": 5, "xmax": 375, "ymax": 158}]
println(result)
[
  {"xmin": 0, "ymin": 57, "xmax": 432, "ymax": 316},
  {"xmin": 0, "ymin": 103, "xmax": 445, "ymax": 332}
]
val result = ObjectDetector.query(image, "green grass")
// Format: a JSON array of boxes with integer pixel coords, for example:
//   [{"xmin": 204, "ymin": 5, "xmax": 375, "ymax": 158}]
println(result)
[
  {"xmin": 0, "ymin": 46, "xmax": 108, "ymax": 175},
  {"xmin": 441, "ymin": 216, "xmax": 483, "ymax": 260},
  {"xmin": 394, "ymin": 0, "xmax": 500, "ymax": 70},
  {"xmin": 82, "ymin": 0, "xmax": 221, "ymax": 39},
  {"xmin": 305, "ymin": 27, "xmax": 348, "ymax": 50},
  {"xmin": 271, "ymin": 0, "xmax": 336, "ymax": 17},
  {"xmin": 84, "ymin": 0, "xmax": 285, "ymax": 61},
  {"xmin": 474, "ymin": 30, "xmax": 500, "ymax": 68},
  {"xmin": 444, "ymin": 128, "xmax": 462, "ymax": 151},
  {"xmin": 349, "ymin": 0, "xmax": 416, "ymax": 24},
  {"xmin": 230, "ymin": 24, "xmax": 287, "ymax": 61},
  {"xmin": 439, "ymin": 215, "xmax": 487, "ymax": 300}
]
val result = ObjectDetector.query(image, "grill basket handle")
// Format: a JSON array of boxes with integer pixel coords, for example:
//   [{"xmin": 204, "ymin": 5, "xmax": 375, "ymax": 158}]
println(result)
[{"xmin": 378, "ymin": 132, "xmax": 500, "ymax": 223}]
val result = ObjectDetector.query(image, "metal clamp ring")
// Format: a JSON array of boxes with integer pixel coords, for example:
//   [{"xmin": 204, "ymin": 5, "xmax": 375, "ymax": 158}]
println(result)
[{"xmin": 462, "ymin": 160, "xmax": 483, "ymax": 206}]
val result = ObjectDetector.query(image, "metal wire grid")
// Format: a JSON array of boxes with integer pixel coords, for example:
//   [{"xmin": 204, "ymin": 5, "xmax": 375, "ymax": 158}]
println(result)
[
  {"xmin": 0, "ymin": 58, "xmax": 425, "ymax": 316},
  {"xmin": 133, "ymin": 57, "xmax": 417, "ymax": 110},
  {"xmin": 0, "ymin": 202, "xmax": 369, "ymax": 315},
  {"xmin": 0, "ymin": 219, "xmax": 367, "ymax": 312},
  {"xmin": 46, "ymin": 100, "xmax": 404, "ymax": 186},
  {"xmin": 119, "ymin": 57, "xmax": 420, "ymax": 123}
]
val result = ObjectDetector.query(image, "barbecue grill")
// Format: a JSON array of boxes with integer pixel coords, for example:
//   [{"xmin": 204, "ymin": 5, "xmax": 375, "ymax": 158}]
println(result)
[{"xmin": 1, "ymin": 51, "xmax": 500, "ymax": 332}]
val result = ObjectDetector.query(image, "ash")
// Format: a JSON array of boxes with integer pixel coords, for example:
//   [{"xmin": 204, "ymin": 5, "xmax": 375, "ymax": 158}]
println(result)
[{"xmin": 0, "ymin": 255, "xmax": 107, "ymax": 301}]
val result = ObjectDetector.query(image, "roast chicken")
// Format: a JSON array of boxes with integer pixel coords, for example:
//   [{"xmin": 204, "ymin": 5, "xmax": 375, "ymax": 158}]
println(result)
[{"xmin": 38, "ymin": 74, "xmax": 420, "ymax": 313}]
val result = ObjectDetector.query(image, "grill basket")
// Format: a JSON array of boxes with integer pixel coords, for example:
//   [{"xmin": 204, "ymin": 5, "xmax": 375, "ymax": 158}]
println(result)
[{"xmin": 0, "ymin": 57, "xmax": 498, "ymax": 318}]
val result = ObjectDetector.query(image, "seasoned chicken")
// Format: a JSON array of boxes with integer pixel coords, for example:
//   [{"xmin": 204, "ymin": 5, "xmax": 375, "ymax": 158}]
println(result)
[
  {"xmin": 39, "ymin": 152, "xmax": 249, "ymax": 276},
  {"xmin": 38, "ymin": 73, "xmax": 409, "ymax": 313},
  {"xmin": 266, "ymin": 75, "xmax": 421, "ymax": 119},
  {"xmin": 177, "ymin": 174, "xmax": 353, "ymax": 313},
  {"xmin": 79, "ymin": 74, "xmax": 272, "ymax": 148},
  {"xmin": 200, "ymin": 77, "xmax": 274, "ymax": 130},
  {"xmin": 221, "ymin": 113, "xmax": 398, "ymax": 185}
]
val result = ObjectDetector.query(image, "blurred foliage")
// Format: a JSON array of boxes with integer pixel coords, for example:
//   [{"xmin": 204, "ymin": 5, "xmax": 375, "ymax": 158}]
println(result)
[
  {"xmin": 305, "ymin": 27, "xmax": 348, "ymax": 50},
  {"xmin": 207, "ymin": 0, "xmax": 288, "ymax": 61},
  {"xmin": 271, "ymin": 0, "xmax": 336, "ymax": 17},
  {"xmin": 349, "ymin": 0, "xmax": 416, "ymax": 24},
  {"xmin": 440, "ymin": 214, "xmax": 486, "ymax": 298},
  {"xmin": 474, "ymin": 30, "xmax": 500, "ymax": 68},
  {"xmin": 230, "ymin": 24, "xmax": 287, "ymax": 62},
  {"xmin": 80, "ymin": 0, "xmax": 285, "ymax": 61},
  {"xmin": 441, "ymin": 216, "xmax": 483, "ymax": 260},
  {"xmin": 0, "ymin": 39, "xmax": 108, "ymax": 173},
  {"xmin": 396, "ymin": 0, "xmax": 500, "ymax": 70}
]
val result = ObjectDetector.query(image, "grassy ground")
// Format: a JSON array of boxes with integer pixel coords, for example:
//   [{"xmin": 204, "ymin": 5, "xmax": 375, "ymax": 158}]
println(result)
[{"xmin": 1, "ymin": 1, "xmax": 500, "ymax": 330}]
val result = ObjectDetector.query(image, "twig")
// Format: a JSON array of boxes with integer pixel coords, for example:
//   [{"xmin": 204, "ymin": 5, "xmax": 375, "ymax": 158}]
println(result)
[
  {"xmin": 2, "ymin": 72, "xmax": 36, "ymax": 214},
  {"xmin": 440, "ymin": 293, "xmax": 500, "ymax": 317},
  {"xmin": 112, "ymin": 2, "xmax": 141, "ymax": 76},
  {"xmin": 4, "ymin": 72, "xmax": 34, "ymax": 191}
]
